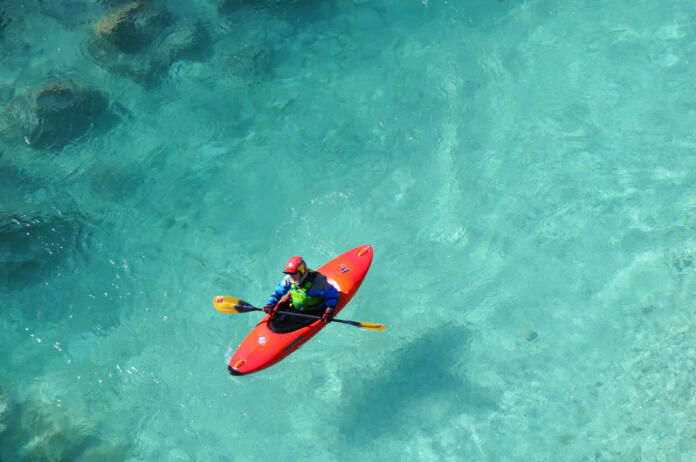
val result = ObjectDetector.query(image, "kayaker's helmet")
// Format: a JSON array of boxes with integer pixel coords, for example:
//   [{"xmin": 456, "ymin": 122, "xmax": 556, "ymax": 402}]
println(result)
[{"xmin": 284, "ymin": 256, "xmax": 308, "ymax": 284}]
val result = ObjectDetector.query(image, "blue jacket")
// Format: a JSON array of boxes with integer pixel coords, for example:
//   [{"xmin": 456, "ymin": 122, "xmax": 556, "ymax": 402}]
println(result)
[{"xmin": 267, "ymin": 271, "xmax": 339, "ymax": 310}]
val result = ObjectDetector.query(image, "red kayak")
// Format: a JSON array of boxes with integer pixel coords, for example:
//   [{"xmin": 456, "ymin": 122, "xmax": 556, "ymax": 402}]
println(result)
[{"xmin": 225, "ymin": 245, "xmax": 374, "ymax": 375}]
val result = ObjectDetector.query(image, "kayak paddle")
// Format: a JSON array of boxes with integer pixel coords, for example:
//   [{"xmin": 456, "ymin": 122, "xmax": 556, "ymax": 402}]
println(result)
[{"xmin": 213, "ymin": 296, "xmax": 386, "ymax": 331}]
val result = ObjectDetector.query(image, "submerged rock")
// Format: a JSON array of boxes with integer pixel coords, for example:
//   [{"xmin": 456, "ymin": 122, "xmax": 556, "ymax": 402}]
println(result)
[
  {"xmin": 89, "ymin": 2, "xmax": 207, "ymax": 84},
  {"xmin": 0, "ymin": 79, "xmax": 110, "ymax": 149},
  {"xmin": 0, "ymin": 3, "xmax": 9, "ymax": 35},
  {"xmin": 96, "ymin": 1, "xmax": 174, "ymax": 53},
  {"xmin": 0, "ymin": 212, "xmax": 86, "ymax": 289},
  {"xmin": 0, "ymin": 11, "xmax": 6, "ymax": 38},
  {"xmin": 0, "ymin": 390, "xmax": 131, "ymax": 461},
  {"xmin": 524, "ymin": 329, "xmax": 538, "ymax": 342}
]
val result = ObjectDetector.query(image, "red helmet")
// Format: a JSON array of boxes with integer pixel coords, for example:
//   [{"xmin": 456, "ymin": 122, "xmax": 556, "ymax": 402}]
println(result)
[{"xmin": 283, "ymin": 256, "xmax": 307, "ymax": 275}]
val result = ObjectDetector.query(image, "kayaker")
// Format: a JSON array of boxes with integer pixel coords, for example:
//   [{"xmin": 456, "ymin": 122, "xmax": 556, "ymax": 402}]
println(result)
[{"xmin": 263, "ymin": 256, "xmax": 339, "ymax": 323}]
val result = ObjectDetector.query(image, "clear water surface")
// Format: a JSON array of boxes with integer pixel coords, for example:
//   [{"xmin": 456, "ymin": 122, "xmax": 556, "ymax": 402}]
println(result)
[{"xmin": 1, "ymin": 0, "xmax": 695, "ymax": 460}]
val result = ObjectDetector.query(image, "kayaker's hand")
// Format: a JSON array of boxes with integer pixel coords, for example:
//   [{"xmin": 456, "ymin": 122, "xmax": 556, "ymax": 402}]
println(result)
[
  {"xmin": 321, "ymin": 308, "xmax": 334, "ymax": 323},
  {"xmin": 263, "ymin": 304, "xmax": 275, "ymax": 316}
]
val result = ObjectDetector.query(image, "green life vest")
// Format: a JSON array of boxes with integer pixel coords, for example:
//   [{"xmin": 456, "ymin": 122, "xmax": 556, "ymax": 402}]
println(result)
[{"xmin": 290, "ymin": 272, "xmax": 323, "ymax": 311}]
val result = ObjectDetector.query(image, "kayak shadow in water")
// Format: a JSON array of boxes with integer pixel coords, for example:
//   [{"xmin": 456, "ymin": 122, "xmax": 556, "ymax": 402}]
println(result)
[{"xmin": 336, "ymin": 324, "xmax": 499, "ymax": 444}]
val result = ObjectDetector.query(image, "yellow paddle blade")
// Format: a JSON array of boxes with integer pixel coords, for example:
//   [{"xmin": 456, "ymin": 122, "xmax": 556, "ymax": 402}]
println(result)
[
  {"xmin": 213, "ymin": 296, "xmax": 255, "ymax": 314},
  {"xmin": 357, "ymin": 322, "xmax": 386, "ymax": 331}
]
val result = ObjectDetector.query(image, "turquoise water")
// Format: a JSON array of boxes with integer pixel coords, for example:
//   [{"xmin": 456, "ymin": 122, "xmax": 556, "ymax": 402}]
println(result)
[{"xmin": 1, "ymin": 0, "xmax": 695, "ymax": 460}]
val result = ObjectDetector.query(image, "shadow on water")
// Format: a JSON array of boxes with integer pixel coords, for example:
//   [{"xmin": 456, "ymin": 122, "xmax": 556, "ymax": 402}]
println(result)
[{"xmin": 336, "ymin": 324, "xmax": 499, "ymax": 444}]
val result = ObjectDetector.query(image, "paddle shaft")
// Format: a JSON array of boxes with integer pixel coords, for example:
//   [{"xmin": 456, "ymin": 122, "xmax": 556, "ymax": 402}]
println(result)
[
  {"xmin": 250, "ymin": 306, "xmax": 362, "ymax": 328},
  {"xmin": 214, "ymin": 296, "xmax": 385, "ymax": 330}
]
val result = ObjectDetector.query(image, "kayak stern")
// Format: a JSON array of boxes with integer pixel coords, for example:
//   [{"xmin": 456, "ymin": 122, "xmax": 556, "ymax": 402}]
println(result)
[{"xmin": 228, "ymin": 365, "xmax": 244, "ymax": 376}]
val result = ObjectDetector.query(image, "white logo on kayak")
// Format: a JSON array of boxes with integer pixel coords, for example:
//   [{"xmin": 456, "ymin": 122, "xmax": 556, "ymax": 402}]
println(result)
[{"xmin": 257, "ymin": 336, "xmax": 268, "ymax": 345}]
